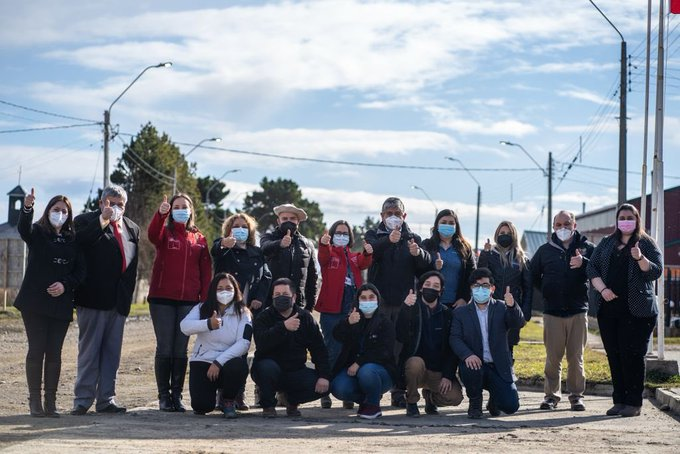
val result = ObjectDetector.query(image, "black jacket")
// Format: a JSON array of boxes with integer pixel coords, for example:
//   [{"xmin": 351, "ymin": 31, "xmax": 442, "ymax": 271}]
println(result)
[
  {"xmin": 530, "ymin": 231, "xmax": 594, "ymax": 316},
  {"xmin": 365, "ymin": 222, "xmax": 430, "ymax": 306},
  {"xmin": 396, "ymin": 300, "xmax": 458, "ymax": 381},
  {"xmin": 260, "ymin": 228, "xmax": 318, "ymax": 310},
  {"xmin": 211, "ymin": 240, "xmax": 272, "ymax": 306},
  {"xmin": 332, "ymin": 310, "xmax": 397, "ymax": 381},
  {"xmin": 253, "ymin": 305, "xmax": 330, "ymax": 379},
  {"xmin": 422, "ymin": 238, "xmax": 476, "ymax": 303},
  {"xmin": 74, "ymin": 210, "xmax": 140, "ymax": 317},
  {"xmin": 13, "ymin": 207, "xmax": 86, "ymax": 321},
  {"xmin": 478, "ymin": 249, "xmax": 532, "ymax": 321}
]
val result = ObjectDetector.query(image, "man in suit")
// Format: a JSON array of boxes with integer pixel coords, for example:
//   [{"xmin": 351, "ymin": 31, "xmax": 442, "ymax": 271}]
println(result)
[
  {"xmin": 71, "ymin": 185, "xmax": 140, "ymax": 415},
  {"xmin": 450, "ymin": 267, "xmax": 525, "ymax": 419}
]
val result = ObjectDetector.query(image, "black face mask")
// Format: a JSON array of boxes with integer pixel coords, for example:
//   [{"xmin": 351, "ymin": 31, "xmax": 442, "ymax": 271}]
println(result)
[
  {"xmin": 280, "ymin": 221, "xmax": 298, "ymax": 235},
  {"xmin": 497, "ymin": 234, "xmax": 513, "ymax": 249},
  {"xmin": 273, "ymin": 295, "xmax": 293, "ymax": 312},
  {"xmin": 421, "ymin": 288, "xmax": 440, "ymax": 303}
]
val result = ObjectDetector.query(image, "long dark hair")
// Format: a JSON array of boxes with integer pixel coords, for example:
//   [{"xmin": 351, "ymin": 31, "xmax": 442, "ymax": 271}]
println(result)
[
  {"xmin": 428, "ymin": 209, "xmax": 472, "ymax": 259},
  {"xmin": 199, "ymin": 272, "xmax": 247, "ymax": 320},
  {"xmin": 614, "ymin": 203, "xmax": 651, "ymax": 245},
  {"xmin": 37, "ymin": 195, "xmax": 75, "ymax": 240},
  {"xmin": 167, "ymin": 193, "xmax": 199, "ymax": 234}
]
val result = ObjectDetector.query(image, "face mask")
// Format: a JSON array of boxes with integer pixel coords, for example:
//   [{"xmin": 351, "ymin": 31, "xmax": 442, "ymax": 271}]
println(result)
[
  {"xmin": 385, "ymin": 215, "xmax": 403, "ymax": 231},
  {"xmin": 555, "ymin": 228, "xmax": 573, "ymax": 242},
  {"xmin": 437, "ymin": 224, "xmax": 456, "ymax": 238},
  {"xmin": 421, "ymin": 288, "xmax": 440, "ymax": 303},
  {"xmin": 497, "ymin": 234, "xmax": 513, "ymax": 248},
  {"xmin": 232, "ymin": 227, "xmax": 249, "ymax": 242},
  {"xmin": 273, "ymin": 295, "xmax": 293, "ymax": 312},
  {"xmin": 280, "ymin": 221, "xmax": 298, "ymax": 235},
  {"xmin": 49, "ymin": 211, "xmax": 66, "ymax": 228},
  {"xmin": 333, "ymin": 233, "xmax": 350, "ymax": 247},
  {"xmin": 617, "ymin": 220, "xmax": 636, "ymax": 234},
  {"xmin": 172, "ymin": 209, "xmax": 191, "ymax": 224},
  {"xmin": 110, "ymin": 205, "xmax": 124, "ymax": 222},
  {"xmin": 216, "ymin": 290, "xmax": 234, "ymax": 305},
  {"xmin": 472, "ymin": 287, "xmax": 492, "ymax": 304},
  {"xmin": 358, "ymin": 300, "xmax": 378, "ymax": 316}
]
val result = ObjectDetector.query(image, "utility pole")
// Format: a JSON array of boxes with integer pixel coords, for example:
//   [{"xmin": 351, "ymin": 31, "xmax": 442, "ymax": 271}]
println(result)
[
  {"xmin": 547, "ymin": 152, "xmax": 553, "ymax": 241},
  {"xmin": 475, "ymin": 185, "xmax": 481, "ymax": 254}
]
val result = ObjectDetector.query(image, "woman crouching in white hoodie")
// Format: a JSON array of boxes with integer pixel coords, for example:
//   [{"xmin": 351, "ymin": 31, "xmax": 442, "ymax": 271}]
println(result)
[{"xmin": 181, "ymin": 272, "xmax": 252, "ymax": 418}]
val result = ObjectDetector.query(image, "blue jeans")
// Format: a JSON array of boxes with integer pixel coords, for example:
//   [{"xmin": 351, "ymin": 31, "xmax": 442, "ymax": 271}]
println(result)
[
  {"xmin": 319, "ymin": 312, "xmax": 345, "ymax": 367},
  {"xmin": 331, "ymin": 363, "xmax": 393, "ymax": 406},
  {"xmin": 459, "ymin": 362, "xmax": 520, "ymax": 414}
]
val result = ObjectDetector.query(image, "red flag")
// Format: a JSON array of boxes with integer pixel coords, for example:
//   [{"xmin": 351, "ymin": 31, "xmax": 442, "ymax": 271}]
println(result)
[{"xmin": 672, "ymin": 0, "xmax": 680, "ymax": 14}]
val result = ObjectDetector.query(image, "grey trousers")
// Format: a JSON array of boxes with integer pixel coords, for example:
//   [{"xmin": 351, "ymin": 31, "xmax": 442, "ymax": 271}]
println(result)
[{"xmin": 73, "ymin": 307, "xmax": 126, "ymax": 410}]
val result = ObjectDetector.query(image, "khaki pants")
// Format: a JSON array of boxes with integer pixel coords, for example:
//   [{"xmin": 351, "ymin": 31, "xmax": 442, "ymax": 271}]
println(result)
[
  {"xmin": 543, "ymin": 312, "xmax": 588, "ymax": 401},
  {"xmin": 404, "ymin": 356, "xmax": 463, "ymax": 406}
]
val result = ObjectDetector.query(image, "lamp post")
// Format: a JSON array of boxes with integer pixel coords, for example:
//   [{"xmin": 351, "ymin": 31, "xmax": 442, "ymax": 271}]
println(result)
[
  {"xmin": 173, "ymin": 137, "xmax": 222, "ymax": 194},
  {"xmin": 589, "ymin": 0, "xmax": 627, "ymax": 206},
  {"xmin": 103, "ymin": 62, "xmax": 172, "ymax": 188},
  {"xmin": 206, "ymin": 169, "xmax": 241, "ymax": 206},
  {"xmin": 410, "ymin": 185, "xmax": 438, "ymax": 218},
  {"xmin": 445, "ymin": 157, "xmax": 480, "ymax": 253},
  {"xmin": 500, "ymin": 141, "xmax": 552, "ymax": 240}
]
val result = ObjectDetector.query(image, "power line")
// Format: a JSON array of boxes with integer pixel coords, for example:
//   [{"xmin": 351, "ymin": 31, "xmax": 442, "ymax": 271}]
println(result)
[
  {"xmin": 0, "ymin": 99, "xmax": 99, "ymax": 123},
  {"xmin": 0, "ymin": 123, "xmax": 99, "ymax": 134}
]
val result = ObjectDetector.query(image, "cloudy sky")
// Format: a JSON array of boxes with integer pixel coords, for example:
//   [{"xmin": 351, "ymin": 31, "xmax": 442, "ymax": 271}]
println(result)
[{"xmin": 1, "ymin": 0, "xmax": 679, "ymax": 246}]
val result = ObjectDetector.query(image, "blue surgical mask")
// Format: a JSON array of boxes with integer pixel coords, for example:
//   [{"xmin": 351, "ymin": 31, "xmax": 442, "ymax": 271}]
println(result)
[
  {"xmin": 172, "ymin": 209, "xmax": 191, "ymax": 223},
  {"xmin": 333, "ymin": 233, "xmax": 350, "ymax": 247},
  {"xmin": 472, "ymin": 287, "xmax": 492, "ymax": 304},
  {"xmin": 232, "ymin": 227, "xmax": 249, "ymax": 242},
  {"xmin": 438, "ymin": 224, "xmax": 456, "ymax": 237},
  {"xmin": 358, "ymin": 300, "xmax": 378, "ymax": 316}
]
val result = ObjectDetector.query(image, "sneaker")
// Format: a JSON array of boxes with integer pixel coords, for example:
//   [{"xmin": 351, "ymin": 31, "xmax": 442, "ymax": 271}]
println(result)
[
  {"xmin": 70, "ymin": 405, "xmax": 89, "ymax": 416},
  {"xmin": 467, "ymin": 406, "xmax": 483, "ymax": 419},
  {"xmin": 423, "ymin": 390, "xmax": 438, "ymax": 415},
  {"xmin": 539, "ymin": 397, "xmax": 558, "ymax": 410},
  {"xmin": 222, "ymin": 400, "xmax": 237, "ymax": 419},
  {"xmin": 358, "ymin": 404, "xmax": 382, "ymax": 420},
  {"xmin": 486, "ymin": 397, "xmax": 501, "ymax": 417},
  {"xmin": 96, "ymin": 403, "xmax": 127, "ymax": 414},
  {"xmin": 320, "ymin": 395, "xmax": 332, "ymax": 409},
  {"xmin": 406, "ymin": 402, "xmax": 420, "ymax": 417},
  {"xmin": 606, "ymin": 403, "xmax": 626, "ymax": 416},
  {"xmin": 342, "ymin": 401, "xmax": 355, "ymax": 410},
  {"xmin": 262, "ymin": 407, "xmax": 277, "ymax": 418},
  {"xmin": 619, "ymin": 405, "xmax": 641, "ymax": 417},
  {"xmin": 286, "ymin": 404, "xmax": 301, "ymax": 417},
  {"xmin": 570, "ymin": 397, "xmax": 586, "ymax": 412}
]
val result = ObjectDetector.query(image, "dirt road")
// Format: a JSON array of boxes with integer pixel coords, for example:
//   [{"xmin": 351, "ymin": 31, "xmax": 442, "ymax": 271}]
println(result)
[{"xmin": 0, "ymin": 316, "xmax": 678, "ymax": 453}]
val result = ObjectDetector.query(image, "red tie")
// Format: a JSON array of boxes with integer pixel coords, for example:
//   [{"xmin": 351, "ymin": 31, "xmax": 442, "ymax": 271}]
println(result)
[{"xmin": 111, "ymin": 222, "xmax": 127, "ymax": 273}]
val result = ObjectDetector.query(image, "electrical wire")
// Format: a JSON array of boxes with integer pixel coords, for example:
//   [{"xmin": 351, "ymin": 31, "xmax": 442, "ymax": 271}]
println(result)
[
  {"xmin": 0, "ymin": 99, "xmax": 99, "ymax": 123},
  {"xmin": 0, "ymin": 123, "xmax": 99, "ymax": 134}
]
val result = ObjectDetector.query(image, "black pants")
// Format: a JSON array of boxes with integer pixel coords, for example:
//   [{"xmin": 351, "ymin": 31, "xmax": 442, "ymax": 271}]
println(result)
[
  {"xmin": 251, "ymin": 359, "xmax": 325, "ymax": 408},
  {"xmin": 189, "ymin": 357, "xmax": 249, "ymax": 414},
  {"xmin": 21, "ymin": 311, "xmax": 70, "ymax": 392},
  {"xmin": 149, "ymin": 303, "xmax": 193, "ymax": 359},
  {"xmin": 598, "ymin": 312, "xmax": 656, "ymax": 407}
]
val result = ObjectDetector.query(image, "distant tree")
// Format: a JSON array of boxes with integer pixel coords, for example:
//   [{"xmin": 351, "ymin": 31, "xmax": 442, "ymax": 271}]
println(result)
[
  {"xmin": 242, "ymin": 177, "xmax": 324, "ymax": 239},
  {"xmin": 352, "ymin": 216, "xmax": 379, "ymax": 252},
  {"xmin": 197, "ymin": 175, "xmax": 232, "ymax": 235}
]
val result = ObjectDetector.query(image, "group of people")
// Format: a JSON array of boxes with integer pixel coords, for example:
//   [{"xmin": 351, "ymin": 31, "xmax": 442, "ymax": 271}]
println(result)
[{"xmin": 15, "ymin": 184, "xmax": 663, "ymax": 421}]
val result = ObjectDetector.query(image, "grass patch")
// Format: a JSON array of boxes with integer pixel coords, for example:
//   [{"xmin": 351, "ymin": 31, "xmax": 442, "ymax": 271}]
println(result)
[
  {"xmin": 128, "ymin": 301, "xmax": 151, "ymax": 317},
  {"xmin": 519, "ymin": 320, "xmax": 543, "ymax": 343},
  {"xmin": 513, "ymin": 343, "xmax": 612, "ymax": 384},
  {"xmin": 645, "ymin": 371, "xmax": 680, "ymax": 389},
  {"xmin": 0, "ymin": 307, "xmax": 21, "ymax": 320}
]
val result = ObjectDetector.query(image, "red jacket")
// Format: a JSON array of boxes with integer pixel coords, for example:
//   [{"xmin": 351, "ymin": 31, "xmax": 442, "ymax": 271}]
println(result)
[
  {"xmin": 148, "ymin": 211, "xmax": 212, "ymax": 303},
  {"xmin": 315, "ymin": 244, "xmax": 372, "ymax": 314}
]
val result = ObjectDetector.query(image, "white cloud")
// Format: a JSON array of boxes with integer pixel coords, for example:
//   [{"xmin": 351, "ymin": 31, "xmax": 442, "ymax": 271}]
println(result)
[
  {"xmin": 557, "ymin": 88, "xmax": 617, "ymax": 107},
  {"xmin": 426, "ymin": 106, "xmax": 537, "ymax": 137},
  {"xmin": 510, "ymin": 61, "xmax": 618, "ymax": 74}
]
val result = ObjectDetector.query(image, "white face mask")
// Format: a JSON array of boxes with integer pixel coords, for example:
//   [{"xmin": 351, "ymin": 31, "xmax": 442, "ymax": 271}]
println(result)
[
  {"xmin": 216, "ymin": 290, "xmax": 234, "ymax": 305},
  {"xmin": 110, "ymin": 205, "xmax": 124, "ymax": 222},
  {"xmin": 555, "ymin": 228, "xmax": 573, "ymax": 242},
  {"xmin": 49, "ymin": 211, "xmax": 66, "ymax": 228},
  {"xmin": 385, "ymin": 215, "xmax": 403, "ymax": 231}
]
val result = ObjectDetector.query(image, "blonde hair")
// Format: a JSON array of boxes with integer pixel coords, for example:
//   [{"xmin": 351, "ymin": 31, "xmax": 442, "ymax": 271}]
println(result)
[
  {"xmin": 493, "ymin": 220, "xmax": 527, "ymax": 270},
  {"xmin": 222, "ymin": 212, "xmax": 258, "ymax": 247}
]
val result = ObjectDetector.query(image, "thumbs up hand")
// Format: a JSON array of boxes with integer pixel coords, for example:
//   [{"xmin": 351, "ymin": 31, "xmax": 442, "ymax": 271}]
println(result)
[
  {"xmin": 24, "ymin": 187, "xmax": 35, "ymax": 208},
  {"xmin": 221, "ymin": 235, "xmax": 236, "ymax": 249},
  {"xmin": 631, "ymin": 241, "xmax": 643, "ymax": 261},
  {"xmin": 209, "ymin": 310, "xmax": 222, "ymax": 330},
  {"xmin": 280, "ymin": 229, "xmax": 292, "ymax": 248},
  {"xmin": 408, "ymin": 238, "xmax": 420, "ymax": 257},
  {"xmin": 435, "ymin": 252, "xmax": 444, "ymax": 270},
  {"xmin": 389, "ymin": 228, "xmax": 401, "ymax": 244},
  {"xmin": 484, "ymin": 238, "xmax": 492, "ymax": 252},
  {"xmin": 404, "ymin": 289, "xmax": 417, "ymax": 307},
  {"xmin": 569, "ymin": 248, "xmax": 583, "ymax": 269},
  {"xmin": 504, "ymin": 286, "xmax": 515, "ymax": 307},
  {"xmin": 348, "ymin": 308, "xmax": 361, "ymax": 325},
  {"xmin": 320, "ymin": 229, "xmax": 330, "ymax": 246},
  {"xmin": 159, "ymin": 195, "xmax": 170, "ymax": 215},
  {"xmin": 363, "ymin": 241, "xmax": 373, "ymax": 254},
  {"xmin": 101, "ymin": 199, "xmax": 114, "ymax": 221},
  {"xmin": 284, "ymin": 312, "xmax": 301, "ymax": 331}
]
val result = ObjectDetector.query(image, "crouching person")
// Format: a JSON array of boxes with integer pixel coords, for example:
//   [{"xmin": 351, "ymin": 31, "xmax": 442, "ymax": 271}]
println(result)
[
  {"xmin": 251, "ymin": 278, "xmax": 330, "ymax": 418},
  {"xmin": 451, "ymin": 268, "xmax": 525, "ymax": 419},
  {"xmin": 180, "ymin": 273, "xmax": 251, "ymax": 418},
  {"xmin": 397, "ymin": 271, "xmax": 463, "ymax": 417}
]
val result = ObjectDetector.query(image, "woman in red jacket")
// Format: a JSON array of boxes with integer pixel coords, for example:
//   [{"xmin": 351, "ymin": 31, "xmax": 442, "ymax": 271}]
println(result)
[
  {"xmin": 148, "ymin": 193, "xmax": 212, "ymax": 412},
  {"xmin": 316, "ymin": 220, "xmax": 372, "ymax": 408}
]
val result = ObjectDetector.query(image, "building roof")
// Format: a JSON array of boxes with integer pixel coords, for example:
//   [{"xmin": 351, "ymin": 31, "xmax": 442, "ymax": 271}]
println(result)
[
  {"xmin": 521, "ymin": 230, "xmax": 547, "ymax": 259},
  {"xmin": 0, "ymin": 222, "xmax": 21, "ymax": 239},
  {"xmin": 7, "ymin": 185, "xmax": 25, "ymax": 197}
]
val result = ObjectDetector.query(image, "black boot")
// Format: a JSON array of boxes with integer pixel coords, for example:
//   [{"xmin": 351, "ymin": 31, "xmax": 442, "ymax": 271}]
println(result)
[
  {"xmin": 467, "ymin": 397, "xmax": 483, "ymax": 419},
  {"xmin": 170, "ymin": 358, "xmax": 188, "ymax": 412},
  {"xmin": 26, "ymin": 361, "xmax": 44, "ymax": 417},
  {"xmin": 43, "ymin": 361, "xmax": 61, "ymax": 417},
  {"xmin": 155, "ymin": 358, "xmax": 174, "ymax": 412}
]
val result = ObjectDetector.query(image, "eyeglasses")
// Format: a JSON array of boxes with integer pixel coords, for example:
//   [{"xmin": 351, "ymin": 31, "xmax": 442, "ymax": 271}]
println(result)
[{"xmin": 471, "ymin": 284, "xmax": 492, "ymax": 290}]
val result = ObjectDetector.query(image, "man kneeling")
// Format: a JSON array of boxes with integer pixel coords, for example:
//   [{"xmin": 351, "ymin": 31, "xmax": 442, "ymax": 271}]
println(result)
[{"xmin": 450, "ymin": 268, "xmax": 525, "ymax": 419}]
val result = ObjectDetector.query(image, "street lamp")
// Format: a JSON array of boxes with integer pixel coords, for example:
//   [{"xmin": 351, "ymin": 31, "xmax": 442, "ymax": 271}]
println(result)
[
  {"xmin": 445, "ymin": 157, "xmax": 481, "ymax": 253},
  {"xmin": 500, "ymin": 140, "xmax": 552, "ymax": 239},
  {"xmin": 173, "ymin": 137, "xmax": 222, "ymax": 194},
  {"xmin": 206, "ymin": 169, "xmax": 241, "ymax": 206},
  {"xmin": 103, "ymin": 62, "xmax": 172, "ymax": 188},
  {"xmin": 410, "ymin": 185, "xmax": 438, "ymax": 218},
  {"xmin": 589, "ymin": 0, "xmax": 627, "ymax": 206}
]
